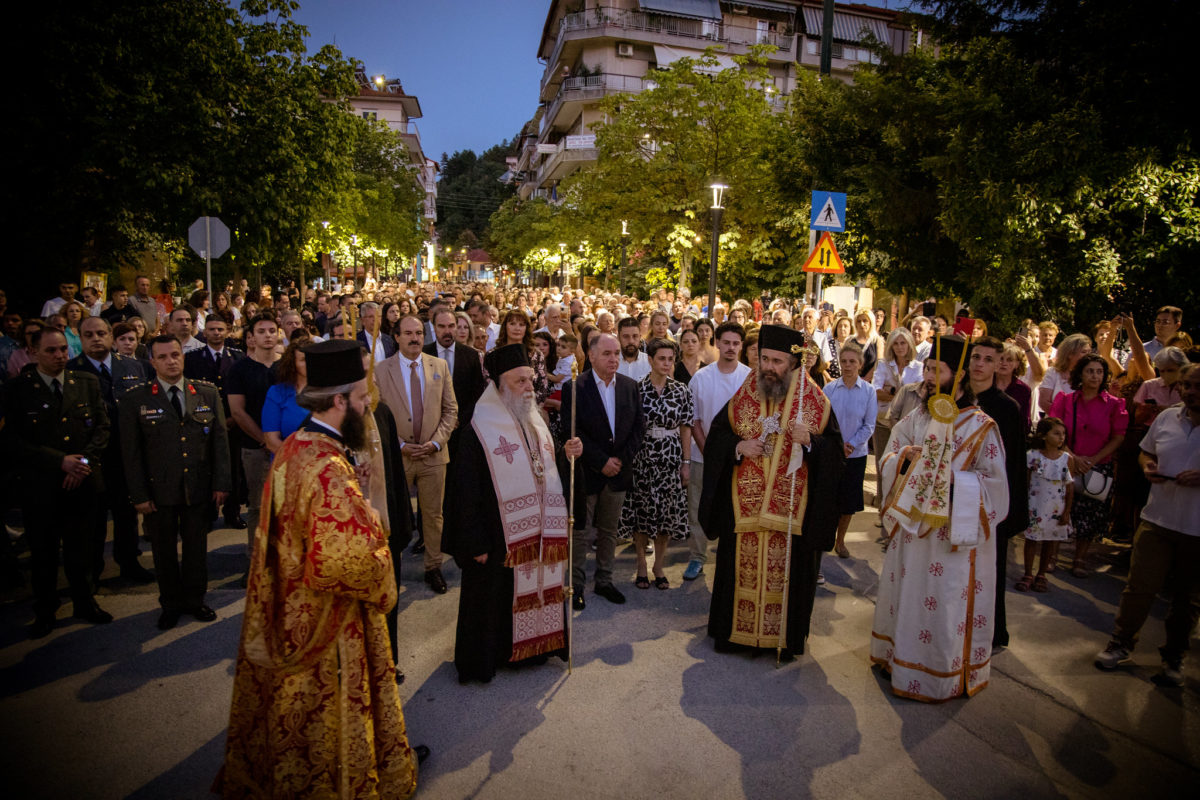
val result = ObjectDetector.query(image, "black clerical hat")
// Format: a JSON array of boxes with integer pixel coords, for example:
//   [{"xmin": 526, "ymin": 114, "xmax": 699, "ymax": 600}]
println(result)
[
  {"xmin": 926, "ymin": 334, "xmax": 972, "ymax": 373},
  {"xmin": 757, "ymin": 325, "xmax": 807, "ymax": 359},
  {"xmin": 484, "ymin": 343, "xmax": 530, "ymax": 384},
  {"xmin": 303, "ymin": 339, "xmax": 366, "ymax": 388}
]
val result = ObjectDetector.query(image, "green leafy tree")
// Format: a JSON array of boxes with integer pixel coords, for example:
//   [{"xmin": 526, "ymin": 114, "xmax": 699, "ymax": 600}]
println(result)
[
  {"xmin": 436, "ymin": 142, "xmax": 516, "ymax": 249},
  {"xmin": 14, "ymin": 0, "xmax": 363, "ymax": 307}
]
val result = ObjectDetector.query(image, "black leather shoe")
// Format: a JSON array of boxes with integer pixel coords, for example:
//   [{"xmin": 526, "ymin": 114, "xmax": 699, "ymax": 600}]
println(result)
[
  {"xmin": 187, "ymin": 605, "xmax": 217, "ymax": 622},
  {"xmin": 29, "ymin": 617, "xmax": 55, "ymax": 639},
  {"xmin": 414, "ymin": 744, "xmax": 430, "ymax": 765},
  {"xmin": 572, "ymin": 586, "xmax": 585, "ymax": 610},
  {"xmin": 120, "ymin": 563, "xmax": 155, "ymax": 583},
  {"xmin": 594, "ymin": 583, "xmax": 626, "ymax": 605},
  {"xmin": 224, "ymin": 516, "xmax": 248, "ymax": 530},
  {"xmin": 395, "ymin": 670, "xmax": 406, "ymax": 685},
  {"xmin": 75, "ymin": 604, "xmax": 114, "ymax": 624},
  {"xmin": 157, "ymin": 610, "xmax": 181, "ymax": 630},
  {"xmin": 425, "ymin": 569, "xmax": 447, "ymax": 594}
]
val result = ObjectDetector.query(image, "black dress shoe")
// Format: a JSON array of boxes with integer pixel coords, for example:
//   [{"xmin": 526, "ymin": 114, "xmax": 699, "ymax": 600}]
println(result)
[
  {"xmin": 424, "ymin": 569, "xmax": 447, "ymax": 594},
  {"xmin": 187, "ymin": 605, "xmax": 217, "ymax": 622},
  {"xmin": 572, "ymin": 585, "xmax": 585, "ymax": 610},
  {"xmin": 594, "ymin": 583, "xmax": 626, "ymax": 604},
  {"xmin": 225, "ymin": 516, "xmax": 248, "ymax": 529},
  {"xmin": 75, "ymin": 604, "xmax": 114, "ymax": 624},
  {"xmin": 414, "ymin": 745, "xmax": 430, "ymax": 765},
  {"xmin": 120, "ymin": 563, "xmax": 155, "ymax": 583},
  {"xmin": 29, "ymin": 617, "xmax": 55, "ymax": 639},
  {"xmin": 157, "ymin": 610, "xmax": 181, "ymax": 630},
  {"xmin": 395, "ymin": 670, "xmax": 406, "ymax": 685}
]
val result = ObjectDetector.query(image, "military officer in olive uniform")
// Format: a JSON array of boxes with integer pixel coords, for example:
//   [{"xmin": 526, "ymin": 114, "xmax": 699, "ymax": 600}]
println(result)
[
  {"xmin": 120, "ymin": 335, "xmax": 231, "ymax": 630},
  {"xmin": 68, "ymin": 315, "xmax": 152, "ymax": 583},
  {"xmin": 2, "ymin": 328, "xmax": 112, "ymax": 639}
]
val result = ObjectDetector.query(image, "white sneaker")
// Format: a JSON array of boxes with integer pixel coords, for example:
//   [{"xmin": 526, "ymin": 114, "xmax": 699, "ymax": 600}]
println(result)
[
  {"xmin": 816, "ymin": 571, "xmax": 826, "ymax": 586},
  {"xmin": 1094, "ymin": 641, "xmax": 1132, "ymax": 670},
  {"xmin": 1158, "ymin": 659, "xmax": 1184, "ymax": 687}
]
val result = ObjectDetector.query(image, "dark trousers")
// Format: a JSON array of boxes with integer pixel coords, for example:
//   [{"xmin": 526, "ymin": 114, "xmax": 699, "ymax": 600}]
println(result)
[
  {"xmin": 994, "ymin": 533, "xmax": 1012, "ymax": 647},
  {"xmin": 26, "ymin": 491, "xmax": 96, "ymax": 618},
  {"xmin": 146, "ymin": 503, "xmax": 211, "ymax": 611},
  {"xmin": 1113, "ymin": 520, "xmax": 1200, "ymax": 662},
  {"xmin": 224, "ymin": 437, "xmax": 244, "ymax": 521},
  {"xmin": 91, "ymin": 450, "xmax": 141, "ymax": 577},
  {"xmin": 386, "ymin": 543, "xmax": 404, "ymax": 663}
]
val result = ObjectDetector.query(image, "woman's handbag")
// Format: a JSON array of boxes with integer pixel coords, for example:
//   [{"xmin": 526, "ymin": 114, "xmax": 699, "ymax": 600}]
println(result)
[{"xmin": 1070, "ymin": 393, "xmax": 1114, "ymax": 502}]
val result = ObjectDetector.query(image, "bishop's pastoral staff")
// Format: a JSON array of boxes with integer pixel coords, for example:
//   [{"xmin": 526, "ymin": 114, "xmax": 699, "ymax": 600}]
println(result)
[
  {"xmin": 443, "ymin": 344, "xmax": 582, "ymax": 684},
  {"xmin": 217, "ymin": 339, "xmax": 425, "ymax": 799},
  {"xmin": 699, "ymin": 325, "xmax": 845, "ymax": 662},
  {"xmin": 870, "ymin": 334, "xmax": 1010, "ymax": 703}
]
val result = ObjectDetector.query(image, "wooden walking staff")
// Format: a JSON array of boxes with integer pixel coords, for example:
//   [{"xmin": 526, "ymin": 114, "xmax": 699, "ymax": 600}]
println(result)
[{"xmin": 565, "ymin": 360, "xmax": 579, "ymax": 674}]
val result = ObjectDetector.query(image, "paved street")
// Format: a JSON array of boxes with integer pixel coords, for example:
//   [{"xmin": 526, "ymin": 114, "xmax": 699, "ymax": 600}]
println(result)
[{"xmin": 1, "ymin": 502, "xmax": 1197, "ymax": 799}]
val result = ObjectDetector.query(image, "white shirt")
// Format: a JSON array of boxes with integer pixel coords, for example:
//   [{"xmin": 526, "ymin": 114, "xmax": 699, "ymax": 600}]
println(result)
[
  {"xmin": 41, "ymin": 297, "xmax": 67, "ymax": 318},
  {"xmin": 534, "ymin": 325, "xmax": 565, "ymax": 339},
  {"xmin": 485, "ymin": 322, "xmax": 501, "ymax": 352},
  {"xmin": 594, "ymin": 372, "xmax": 618, "ymax": 437},
  {"xmin": 553, "ymin": 354, "xmax": 576, "ymax": 378},
  {"xmin": 617, "ymin": 351, "xmax": 651, "ymax": 382},
  {"xmin": 872, "ymin": 359, "xmax": 925, "ymax": 415},
  {"xmin": 916, "ymin": 340, "xmax": 932, "ymax": 361},
  {"xmin": 180, "ymin": 336, "xmax": 205, "ymax": 354},
  {"xmin": 689, "ymin": 360, "xmax": 751, "ymax": 462},
  {"xmin": 1139, "ymin": 406, "xmax": 1200, "ymax": 536},
  {"xmin": 85, "ymin": 301, "xmax": 104, "ymax": 317},
  {"xmin": 363, "ymin": 331, "xmax": 387, "ymax": 363},
  {"xmin": 1041, "ymin": 369, "xmax": 1072, "ymax": 403}
]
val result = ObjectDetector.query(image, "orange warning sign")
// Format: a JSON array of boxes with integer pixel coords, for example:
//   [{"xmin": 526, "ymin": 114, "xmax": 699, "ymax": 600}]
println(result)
[{"xmin": 801, "ymin": 231, "xmax": 845, "ymax": 274}]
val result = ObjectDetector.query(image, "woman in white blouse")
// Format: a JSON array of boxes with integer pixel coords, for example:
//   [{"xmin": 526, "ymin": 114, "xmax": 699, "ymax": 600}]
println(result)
[
  {"xmin": 1038, "ymin": 333, "xmax": 1092, "ymax": 412},
  {"xmin": 870, "ymin": 327, "xmax": 923, "ymax": 505}
]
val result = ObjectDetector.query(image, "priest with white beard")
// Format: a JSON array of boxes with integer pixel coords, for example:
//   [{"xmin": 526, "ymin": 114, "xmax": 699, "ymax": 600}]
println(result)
[{"xmin": 443, "ymin": 344, "xmax": 583, "ymax": 684}]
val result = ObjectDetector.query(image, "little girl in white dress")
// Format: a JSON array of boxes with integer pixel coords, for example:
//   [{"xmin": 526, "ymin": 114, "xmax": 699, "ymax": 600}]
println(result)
[{"xmin": 1018, "ymin": 417, "xmax": 1074, "ymax": 593}]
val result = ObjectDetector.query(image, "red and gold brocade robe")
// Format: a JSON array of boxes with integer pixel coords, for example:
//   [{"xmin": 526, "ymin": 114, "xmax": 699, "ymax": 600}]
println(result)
[
  {"xmin": 712, "ymin": 370, "xmax": 834, "ymax": 649},
  {"xmin": 217, "ymin": 430, "xmax": 418, "ymax": 799}
]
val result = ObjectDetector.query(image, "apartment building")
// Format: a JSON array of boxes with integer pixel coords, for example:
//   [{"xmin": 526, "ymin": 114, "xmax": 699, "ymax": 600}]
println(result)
[
  {"xmin": 346, "ymin": 67, "xmax": 438, "ymax": 242},
  {"xmin": 515, "ymin": 1, "xmax": 915, "ymax": 201}
]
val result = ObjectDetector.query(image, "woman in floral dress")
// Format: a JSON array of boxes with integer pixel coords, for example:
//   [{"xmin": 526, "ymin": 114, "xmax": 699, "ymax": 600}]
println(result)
[{"xmin": 619, "ymin": 338, "xmax": 694, "ymax": 590}]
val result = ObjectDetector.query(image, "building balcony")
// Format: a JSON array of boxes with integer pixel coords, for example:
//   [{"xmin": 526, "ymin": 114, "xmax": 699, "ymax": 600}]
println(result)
[
  {"xmin": 541, "ymin": 6, "xmax": 796, "ymax": 96},
  {"xmin": 541, "ymin": 73, "xmax": 647, "ymax": 136}
]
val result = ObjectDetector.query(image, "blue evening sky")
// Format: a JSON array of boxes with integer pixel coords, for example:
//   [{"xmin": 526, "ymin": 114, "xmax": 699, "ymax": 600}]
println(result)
[{"xmin": 292, "ymin": 1, "xmax": 907, "ymax": 162}]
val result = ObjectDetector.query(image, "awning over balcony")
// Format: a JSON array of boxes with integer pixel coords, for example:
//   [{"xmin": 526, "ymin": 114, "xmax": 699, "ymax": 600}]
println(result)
[
  {"xmin": 802, "ymin": 6, "xmax": 890, "ymax": 43},
  {"xmin": 653, "ymin": 44, "xmax": 738, "ymax": 73},
  {"xmin": 638, "ymin": 0, "xmax": 722, "ymax": 22},
  {"xmin": 729, "ymin": 0, "xmax": 795, "ymax": 13}
]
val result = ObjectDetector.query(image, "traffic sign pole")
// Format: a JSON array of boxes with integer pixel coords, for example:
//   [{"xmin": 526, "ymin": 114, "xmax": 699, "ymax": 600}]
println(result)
[{"xmin": 205, "ymin": 216, "xmax": 213, "ymax": 297}]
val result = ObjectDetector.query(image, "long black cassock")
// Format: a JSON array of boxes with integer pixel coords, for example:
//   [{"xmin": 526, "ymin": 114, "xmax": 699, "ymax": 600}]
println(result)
[
  {"xmin": 443, "ymin": 426, "xmax": 570, "ymax": 684},
  {"xmin": 699, "ymin": 390, "xmax": 845, "ymax": 656}
]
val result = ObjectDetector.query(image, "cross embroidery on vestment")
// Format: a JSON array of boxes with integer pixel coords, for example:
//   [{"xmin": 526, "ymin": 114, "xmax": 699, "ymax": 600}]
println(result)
[{"xmin": 493, "ymin": 436, "xmax": 520, "ymax": 464}]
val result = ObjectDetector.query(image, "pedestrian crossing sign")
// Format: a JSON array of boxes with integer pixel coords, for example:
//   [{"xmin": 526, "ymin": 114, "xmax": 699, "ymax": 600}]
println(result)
[
  {"xmin": 810, "ymin": 190, "xmax": 847, "ymax": 232},
  {"xmin": 801, "ymin": 231, "xmax": 845, "ymax": 274}
]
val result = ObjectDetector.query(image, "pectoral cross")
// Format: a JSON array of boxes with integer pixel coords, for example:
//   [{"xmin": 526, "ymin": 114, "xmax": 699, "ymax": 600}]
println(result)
[{"xmin": 493, "ymin": 436, "xmax": 520, "ymax": 464}]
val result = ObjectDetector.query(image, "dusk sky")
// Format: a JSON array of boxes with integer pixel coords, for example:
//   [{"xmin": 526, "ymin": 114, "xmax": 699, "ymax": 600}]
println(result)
[{"xmin": 292, "ymin": 1, "xmax": 906, "ymax": 163}]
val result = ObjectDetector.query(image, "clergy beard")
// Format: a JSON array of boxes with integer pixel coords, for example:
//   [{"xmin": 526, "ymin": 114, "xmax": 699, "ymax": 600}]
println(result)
[
  {"xmin": 341, "ymin": 404, "xmax": 367, "ymax": 451},
  {"xmin": 500, "ymin": 385, "xmax": 541, "ymax": 428},
  {"xmin": 758, "ymin": 367, "xmax": 789, "ymax": 403}
]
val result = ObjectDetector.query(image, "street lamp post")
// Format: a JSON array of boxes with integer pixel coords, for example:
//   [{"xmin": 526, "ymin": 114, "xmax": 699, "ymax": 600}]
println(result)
[
  {"xmin": 351, "ymin": 234, "xmax": 359, "ymax": 291},
  {"xmin": 558, "ymin": 242, "xmax": 567, "ymax": 290},
  {"xmin": 620, "ymin": 220, "xmax": 629, "ymax": 295},
  {"xmin": 708, "ymin": 180, "xmax": 728, "ymax": 319},
  {"xmin": 578, "ymin": 242, "xmax": 587, "ymax": 292}
]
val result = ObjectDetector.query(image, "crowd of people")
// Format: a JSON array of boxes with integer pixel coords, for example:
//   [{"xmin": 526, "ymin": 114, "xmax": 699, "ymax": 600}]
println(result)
[{"xmin": 1, "ymin": 275, "xmax": 1196, "ymax": 794}]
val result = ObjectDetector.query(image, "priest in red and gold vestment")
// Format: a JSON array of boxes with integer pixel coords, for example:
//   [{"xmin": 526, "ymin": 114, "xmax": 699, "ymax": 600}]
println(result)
[
  {"xmin": 700, "ymin": 325, "xmax": 845, "ymax": 661},
  {"xmin": 216, "ymin": 339, "xmax": 422, "ymax": 799}
]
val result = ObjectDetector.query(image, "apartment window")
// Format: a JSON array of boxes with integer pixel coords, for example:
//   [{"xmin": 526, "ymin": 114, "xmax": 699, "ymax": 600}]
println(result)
[{"xmin": 361, "ymin": 110, "xmax": 378, "ymax": 121}]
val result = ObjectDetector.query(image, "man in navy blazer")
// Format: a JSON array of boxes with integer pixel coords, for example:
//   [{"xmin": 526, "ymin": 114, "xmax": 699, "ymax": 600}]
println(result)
[
  {"xmin": 68, "ymin": 316, "xmax": 152, "ymax": 583},
  {"xmin": 558, "ymin": 332, "xmax": 644, "ymax": 609},
  {"xmin": 358, "ymin": 302, "xmax": 398, "ymax": 361},
  {"xmin": 184, "ymin": 315, "xmax": 247, "ymax": 527}
]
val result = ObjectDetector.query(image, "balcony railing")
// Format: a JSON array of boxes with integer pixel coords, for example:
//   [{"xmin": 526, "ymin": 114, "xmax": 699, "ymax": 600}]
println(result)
[
  {"xmin": 543, "ymin": 6, "xmax": 795, "ymax": 91},
  {"xmin": 542, "ymin": 73, "xmax": 646, "ymax": 135}
]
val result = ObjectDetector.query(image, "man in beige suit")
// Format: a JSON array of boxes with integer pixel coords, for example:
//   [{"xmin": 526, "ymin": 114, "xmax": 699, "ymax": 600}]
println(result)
[{"xmin": 376, "ymin": 315, "xmax": 458, "ymax": 593}]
